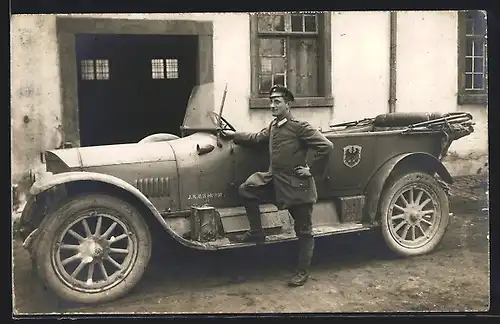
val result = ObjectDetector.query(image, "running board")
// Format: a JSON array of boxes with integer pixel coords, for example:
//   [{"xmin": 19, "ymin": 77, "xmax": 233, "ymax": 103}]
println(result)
[{"xmin": 204, "ymin": 223, "xmax": 373, "ymax": 250}]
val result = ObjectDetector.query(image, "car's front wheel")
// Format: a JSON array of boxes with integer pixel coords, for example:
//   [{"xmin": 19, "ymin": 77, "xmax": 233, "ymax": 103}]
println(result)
[
  {"xmin": 34, "ymin": 194, "xmax": 152, "ymax": 304},
  {"xmin": 379, "ymin": 172, "xmax": 450, "ymax": 257}
]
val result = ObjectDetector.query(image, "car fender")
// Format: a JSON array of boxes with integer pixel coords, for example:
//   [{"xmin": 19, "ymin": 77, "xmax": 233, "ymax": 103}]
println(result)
[
  {"xmin": 363, "ymin": 152, "xmax": 453, "ymax": 223},
  {"xmin": 28, "ymin": 171, "xmax": 211, "ymax": 250}
]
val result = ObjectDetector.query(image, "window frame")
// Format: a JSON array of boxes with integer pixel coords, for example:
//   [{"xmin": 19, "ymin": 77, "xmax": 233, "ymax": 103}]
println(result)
[
  {"xmin": 151, "ymin": 58, "xmax": 180, "ymax": 80},
  {"xmin": 457, "ymin": 10, "xmax": 488, "ymax": 106},
  {"xmin": 249, "ymin": 12, "xmax": 333, "ymax": 109},
  {"xmin": 80, "ymin": 59, "xmax": 110, "ymax": 81}
]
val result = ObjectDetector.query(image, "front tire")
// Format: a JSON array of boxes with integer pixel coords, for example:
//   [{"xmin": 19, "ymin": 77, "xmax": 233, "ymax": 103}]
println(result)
[
  {"xmin": 34, "ymin": 194, "xmax": 152, "ymax": 304},
  {"xmin": 379, "ymin": 172, "xmax": 449, "ymax": 257}
]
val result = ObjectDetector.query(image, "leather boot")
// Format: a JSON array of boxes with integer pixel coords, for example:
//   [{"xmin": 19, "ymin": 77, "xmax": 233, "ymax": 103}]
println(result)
[
  {"xmin": 235, "ymin": 203, "xmax": 266, "ymax": 243},
  {"xmin": 288, "ymin": 236, "xmax": 314, "ymax": 286}
]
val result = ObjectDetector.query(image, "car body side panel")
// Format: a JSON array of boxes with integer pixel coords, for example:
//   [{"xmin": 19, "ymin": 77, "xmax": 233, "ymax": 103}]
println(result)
[
  {"xmin": 230, "ymin": 141, "xmax": 270, "ymax": 196},
  {"xmin": 82, "ymin": 162, "xmax": 180, "ymax": 213},
  {"xmin": 46, "ymin": 141, "xmax": 176, "ymax": 169},
  {"xmin": 46, "ymin": 141, "xmax": 180, "ymax": 213},
  {"xmin": 320, "ymin": 130, "xmax": 443, "ymax": 197},
  {"xmin": 168, "ymin": 133, "xmax": 236, "ymax": 210}
]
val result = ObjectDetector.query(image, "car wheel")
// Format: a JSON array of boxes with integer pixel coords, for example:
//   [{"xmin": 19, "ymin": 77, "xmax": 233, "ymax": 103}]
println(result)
[
  {"xmin": 34, "ymin": 194, "xmax": 152, "ymax": 304},
  {"xmin": 139, "ymin": 133, "xmax": 180, "ymax": 143},
  {"xmin": 379, "ymin": 172, "xmax": 449, "ymax": 257}
]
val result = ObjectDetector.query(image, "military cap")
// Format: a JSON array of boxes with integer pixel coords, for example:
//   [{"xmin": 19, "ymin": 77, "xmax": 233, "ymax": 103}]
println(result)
[{"xmin": 269, "ymin": 85, "xmax": 294, "ymax": 102}]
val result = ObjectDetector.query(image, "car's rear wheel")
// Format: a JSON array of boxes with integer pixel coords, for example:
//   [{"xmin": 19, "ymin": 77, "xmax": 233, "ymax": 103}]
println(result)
[
  {"xmin": 379, "ymin": 172, "xmax": 449, "ymax": 257},
  {"xmin": 34, "ymin": 194, "xmax": 152, "ymax": 304}
]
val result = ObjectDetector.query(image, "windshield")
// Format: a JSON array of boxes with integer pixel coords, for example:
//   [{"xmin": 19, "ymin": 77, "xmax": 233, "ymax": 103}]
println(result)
[{"xmin": 182, "ymin": 82, "xmax": 220, "ymax": 130}]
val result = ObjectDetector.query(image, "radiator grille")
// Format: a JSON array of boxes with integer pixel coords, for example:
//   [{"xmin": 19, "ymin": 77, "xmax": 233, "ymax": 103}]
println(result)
[{"xmin": 134, "ymin": 177, "xmax": 169, "ymax": 197}]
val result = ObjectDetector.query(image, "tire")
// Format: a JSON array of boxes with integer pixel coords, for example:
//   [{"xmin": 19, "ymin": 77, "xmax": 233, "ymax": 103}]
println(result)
[
  {"xmin": 139, "ymin": 133, "xmax": 179, "ymax": 143},
  {"xmin": 34, "ymin": 194, "xmax": 152, "ymax": 304},
  {"xmin": 379, "ymin": 172, "xmax": 449, "ymax": 257}
]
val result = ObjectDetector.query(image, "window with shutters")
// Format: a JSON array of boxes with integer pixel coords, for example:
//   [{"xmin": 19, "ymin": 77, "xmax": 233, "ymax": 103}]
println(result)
[
  {"xmin": 249, "ymin": 12, "xmax": 333, "ymax": 109},
  {"xmin": 458, "ymin": 10, "xmax": 487, "ymax": 105}
]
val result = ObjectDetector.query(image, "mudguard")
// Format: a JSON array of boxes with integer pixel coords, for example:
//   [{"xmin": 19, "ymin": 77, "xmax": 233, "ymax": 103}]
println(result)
[
  {"xmin": 363, "ymin": 152, "xmax": 453, "ymax": 223},
  {"xmin": 27, "ymin": 171, "xmax": 211, "ymax": 250}
]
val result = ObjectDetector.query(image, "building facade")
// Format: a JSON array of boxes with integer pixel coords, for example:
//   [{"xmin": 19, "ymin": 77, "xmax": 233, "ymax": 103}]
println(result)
[{"xmin": 11, "ymin": 11, "xmax": 488, "ymax": 189}]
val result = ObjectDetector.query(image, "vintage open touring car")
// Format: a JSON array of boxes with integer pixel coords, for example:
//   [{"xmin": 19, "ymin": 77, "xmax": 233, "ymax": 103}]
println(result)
[{"xmin": 15, "ymin": 83, "xmax": 475, "ymax": 305}]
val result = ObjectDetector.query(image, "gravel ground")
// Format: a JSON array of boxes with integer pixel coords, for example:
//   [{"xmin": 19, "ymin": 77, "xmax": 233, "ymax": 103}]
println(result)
[{"xmin": 12, "ymin": 174, "xmax": 490, "ymax": 315}]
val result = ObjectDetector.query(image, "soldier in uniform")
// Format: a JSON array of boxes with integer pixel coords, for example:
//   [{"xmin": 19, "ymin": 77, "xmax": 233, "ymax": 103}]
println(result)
[{"xmin": 222, "ymin": 85, "xmax": 334, "ymax": 286}]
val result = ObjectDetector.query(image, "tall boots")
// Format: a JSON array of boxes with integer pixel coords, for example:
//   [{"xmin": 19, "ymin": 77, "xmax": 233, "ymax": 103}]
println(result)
[
  {"xmin": 234, "ymin": 203, "xmax": 266, "ymax": 243},
  {"xmin": 288, "ymin": 235, "xmax": 315, "ymax": 286}
]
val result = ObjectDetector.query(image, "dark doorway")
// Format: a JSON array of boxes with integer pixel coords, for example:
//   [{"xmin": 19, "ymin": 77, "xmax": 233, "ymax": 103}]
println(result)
[{"xmin": 75, "ymin": 34, "xmax": 198, "ymax": 146}]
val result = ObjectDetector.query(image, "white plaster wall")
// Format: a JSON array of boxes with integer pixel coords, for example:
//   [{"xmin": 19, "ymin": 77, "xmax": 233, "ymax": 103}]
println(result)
[
  {"xmin": 330, "ymin": 11, "xmax": 391, "ymax": 124},
  {"xmin": 396, "ymin": 11, "xmax": 458, "ymax": 114},
  {"xmin": 11, "ymin": 12, "xmax": 489, "ymax": 188},
  {"xmin": 443, "ymin": 104, "xmax": 489, "ymax": 176},
  {"xmin": 56, "ymin": 13, "xmax": 269, "ymax": 132},
  {"xmin": 11, "ymin": 15, "xmax": 63, "ymax": 184},
  {"xmin": 394, "ymin": 11, "xmax": 488, "ymax": 176}
]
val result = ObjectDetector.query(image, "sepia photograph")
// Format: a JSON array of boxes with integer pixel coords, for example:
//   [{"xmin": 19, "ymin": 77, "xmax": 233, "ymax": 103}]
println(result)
[{"xmin": 11, "ymin": 10, "xmax": 489, "ymax": 315}]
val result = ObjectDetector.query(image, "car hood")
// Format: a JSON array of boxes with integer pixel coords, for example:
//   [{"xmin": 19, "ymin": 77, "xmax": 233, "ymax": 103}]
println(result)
[{"xmin": 45, "ymin": 141, "xmax": 176, "ymax": 170}]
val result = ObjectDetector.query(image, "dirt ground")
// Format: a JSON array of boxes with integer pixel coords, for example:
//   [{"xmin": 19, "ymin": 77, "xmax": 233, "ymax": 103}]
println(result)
[{"xmin": 12, "ymin": 175, "xmax": 490, "ymax": 315}]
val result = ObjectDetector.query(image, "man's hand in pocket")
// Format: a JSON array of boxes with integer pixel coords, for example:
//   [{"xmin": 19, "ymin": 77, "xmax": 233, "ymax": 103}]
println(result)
[{"xmin": 294, "ymin": 166, "xmax": 312, "ymax": 178}]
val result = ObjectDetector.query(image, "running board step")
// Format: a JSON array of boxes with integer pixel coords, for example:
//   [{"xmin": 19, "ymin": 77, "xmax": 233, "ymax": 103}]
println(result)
[
  {"xmin": 216, "ymin": 201, "xmax": 342, "ymax": 235},
  {"xmin": 205, "ymin": 223, "xmax": 372, "ymax": 250}
]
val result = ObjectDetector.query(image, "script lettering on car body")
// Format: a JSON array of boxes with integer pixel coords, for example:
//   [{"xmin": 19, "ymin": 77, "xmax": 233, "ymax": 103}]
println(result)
[{"xmin": 188, "ymin": 192, "xmax": 224, "ymax": 200}]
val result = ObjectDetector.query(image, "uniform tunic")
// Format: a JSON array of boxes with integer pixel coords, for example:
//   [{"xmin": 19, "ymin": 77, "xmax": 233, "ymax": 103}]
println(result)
[{"xmin": 233, "ymin": 115, "xmax": 334, "ymax": 210}]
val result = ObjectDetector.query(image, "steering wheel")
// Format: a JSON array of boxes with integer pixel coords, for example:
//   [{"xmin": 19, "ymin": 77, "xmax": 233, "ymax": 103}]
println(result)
[{"xmin": 208, "ymin": 111, "xmax": 236, "ymax": 131}]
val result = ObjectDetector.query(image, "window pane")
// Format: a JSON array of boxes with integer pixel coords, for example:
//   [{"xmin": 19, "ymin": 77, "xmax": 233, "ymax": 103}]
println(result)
[
  {"xmin": 81, "ymin": 60, "xmax": 94, "ymax": 80},
  {"xmin": 465, "ymin": 58, "xmax": 472, "ymax": 73},
  {"xmin": 474, "ymin": 73, "xmax": 484, "ymax": 89},
  {"xmin": 474, "ymin": 58, "xmax": 484, "ymax": 73},
  {"xmin": 258, "ymin": 14, "xmax": 285, "ymax": 32},
  {"xmin": 291, "ymin": 14, "xmax": 303, "ymax": 32},
  {"xmin": 474, "ymin": 12, "xmax": 487, "ymax": 35},
  {"xmin": 261, "ymin": 58, "xmax": 272, "ymax": 73},
  {"xmin": 465, "ymin": 74, "xmax": 473, "ymax": 89},
  {"xmin": 274, "ymin": 74, "xmax": 286, "ymax": 87},
  {"xmin": 259, "ymin": 38, "xmax": 286, "ymax": 57},
  {"xmin": 95, "ymin": 59, "xmax": 109, "ymax": 80},
  {"xmin": 259, "ymin": 74, "xmax": 273, "ymax": 94},
  {"xmin": 465, "ymin": 18, "xmax": 474, "ymax": 35},
  {"xmin": 465, "ymin": 39, "xmax": 473, "ymax": 56},
  {"xmin": 474, "ymin": 40, "xmax": 484, "ymax": 56},
  {"xmin": 304, "ymin": 15, "xmax": 317, "ymax": 32},
  {"xmin": 165, "ymin": 58, "xmax": 179, "ymax": 79},
  {"xmin": 151, "ymin": 59, "xmax": 164, "ymax": 79},
  {"xmin": 261, "ymin": 57, "xmax": 285, "ymax": 75},
  {"xmin": 288, "ymin": 38, "xmax": 318, "ymax": 96},
  {"xmin": 467, "ymin": 11, "xmax": 487, "ymax": 36},
  {"xmin": 271, "ymin": 57, "xmax": 286, "ymax": 73}
]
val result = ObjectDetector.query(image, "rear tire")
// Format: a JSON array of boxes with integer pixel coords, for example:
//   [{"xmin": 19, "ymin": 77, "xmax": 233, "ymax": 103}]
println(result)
[
  {"xmin": 34, "ymin": 194, "xmax": 152, "ymax": 304},
  {"xmin": 379, "ymin": 172, "xmax": 449, "ymax": 257}
]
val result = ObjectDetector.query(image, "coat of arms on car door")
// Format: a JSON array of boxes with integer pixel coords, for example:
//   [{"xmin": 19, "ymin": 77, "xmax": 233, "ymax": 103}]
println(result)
[{"xmin": 343, "ymin": 145, "xmax": 362, "ymax": 168}]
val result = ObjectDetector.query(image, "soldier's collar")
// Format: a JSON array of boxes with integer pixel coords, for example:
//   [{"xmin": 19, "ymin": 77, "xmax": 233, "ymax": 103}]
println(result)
[
  {"xmin": 273, "ymin": 114, "xmax": 295, "ymax": 127},
  {"xmin": 274, "ymin": 118, "xmax": 288, "ymax": 127}
]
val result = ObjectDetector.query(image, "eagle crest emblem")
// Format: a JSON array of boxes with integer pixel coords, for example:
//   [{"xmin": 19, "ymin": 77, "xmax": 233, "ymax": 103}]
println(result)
[{"xmin": 343, "ymin": 145, "xmax": 362, "ymax": 168}]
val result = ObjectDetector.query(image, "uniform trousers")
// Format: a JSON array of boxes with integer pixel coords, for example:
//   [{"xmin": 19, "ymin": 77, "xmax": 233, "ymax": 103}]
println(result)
[{"xmin": 238, "ymin": 181, "xmax": 315, "ymax": 273}]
